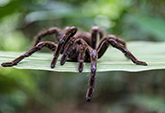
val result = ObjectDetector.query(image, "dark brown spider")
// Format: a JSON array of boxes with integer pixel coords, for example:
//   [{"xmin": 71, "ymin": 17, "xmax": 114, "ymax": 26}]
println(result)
[{"xmin": 1, "ymin": 26, "xmax": 147, "ymax": 102}]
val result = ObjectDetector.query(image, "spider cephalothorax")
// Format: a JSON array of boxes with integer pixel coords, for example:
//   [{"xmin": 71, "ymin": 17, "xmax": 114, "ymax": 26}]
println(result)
[{"xmin": 1, "ymin": 26, "xmax": 147, "ymax": 101}]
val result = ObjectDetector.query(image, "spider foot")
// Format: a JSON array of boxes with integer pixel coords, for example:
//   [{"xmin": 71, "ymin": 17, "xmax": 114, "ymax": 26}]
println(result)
[
  {"xmin": 78, "ymin": 67, "xmax": 83, "ymax": 73},
  {"xmin": 86, "ymin": 87, "xmax": 94, "ymax": 102},
  {"xmin": 86, "ymin": 97, "xmax": 91, "ymax": 102},
  {"xmin": 50, "ymin": 64, "xmax": 55, "ymax": 68},
  {"xmin": 1, "ymin": 62, "xmax": 15, "ymax": 67},
  {"xmin": 50, "ymin": 57, "xmax": 58, "ymax": 68},
  {"xmin": 78, "ymin": 61, "xmax": 84, "ymax": 72},
  {"xmin": 135, "ymin": 60, "xmax": 148, "ymax": 66}
]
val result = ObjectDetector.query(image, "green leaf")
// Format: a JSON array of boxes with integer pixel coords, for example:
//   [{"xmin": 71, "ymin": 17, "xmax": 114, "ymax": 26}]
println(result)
[{"xmin": 0, "ymin": 41, "xmax": 165, "ymax": 72}]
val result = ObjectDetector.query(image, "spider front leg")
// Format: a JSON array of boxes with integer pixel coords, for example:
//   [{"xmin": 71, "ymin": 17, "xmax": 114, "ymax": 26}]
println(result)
[
  {"xmin": 66, "ymin": 38, "xmax": 97, "ymax": 101},
  {"xmin": 86, "ymin": 49, "xmax": 97, "ymax": 102},
  {"xmin": 60, "ymin": 37, "xmax": 77, "ymax": 65},
  {"xmin": 51, "ymin": 26, "xmax": 77, "ymax": 68},
  {"xmin": 75, "ymin": 39, "xmax": 98, "ymax": 101},
  {"xmin": 1, "ymin": 41, "xmax": 57, "ymax": 67}
]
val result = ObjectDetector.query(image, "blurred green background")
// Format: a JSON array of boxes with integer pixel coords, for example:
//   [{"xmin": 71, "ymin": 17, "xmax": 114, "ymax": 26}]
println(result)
[{"xmin": 0, "ymin": 0, "xmax": 165, "ymax": 113}]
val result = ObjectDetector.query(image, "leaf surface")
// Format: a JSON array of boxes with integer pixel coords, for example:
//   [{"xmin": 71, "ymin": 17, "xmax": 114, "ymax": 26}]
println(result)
[{"xmin": 0, "ymin": 41, "xmax": 165, "ymax": 72}]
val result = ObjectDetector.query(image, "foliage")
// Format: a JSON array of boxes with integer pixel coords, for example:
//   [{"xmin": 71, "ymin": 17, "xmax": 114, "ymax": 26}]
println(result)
[{"xmin": 0, "ymin": 0, "xmax": 165, "ymax": 113}]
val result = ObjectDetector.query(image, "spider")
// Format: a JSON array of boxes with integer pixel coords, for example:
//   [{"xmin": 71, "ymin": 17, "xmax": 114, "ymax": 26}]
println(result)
[{"xmin": 1, "ymin": 26, "xmax": 147, "ymax": 101}]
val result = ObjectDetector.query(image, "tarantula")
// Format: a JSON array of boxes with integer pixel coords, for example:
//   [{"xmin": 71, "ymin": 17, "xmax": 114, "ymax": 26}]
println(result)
[{"xmin": 1, "ymin": 26, "xmax": 147, "ymax": 101}]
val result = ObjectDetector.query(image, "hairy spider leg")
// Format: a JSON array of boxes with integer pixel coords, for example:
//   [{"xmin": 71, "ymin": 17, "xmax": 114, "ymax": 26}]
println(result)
[
  {"xmin": 60, "ymin": 37, "xmax": 88, "ymax": 72},
  {"xmin": 34, "ymin": 27, "xmax": 62, "ymax": 46},
  {"xmin": 107, "ymin": 35, "xmax": 126, "ymax": 48},
  {"xmin": 97, "ymin": 36, "xmax": 147, "ymax": 66},
  {"xmin": 106, "ymin": 35, "xmax": 129, "ymax": 59},
  {"xmin": 76, "ymin": 39, "xmax": 88, "ymax": 72},
  {"xmin": 60, "ymin": 37, "xmax": 77, "ymax": 65},
  {"xmin": 61, "ymin": 37, "xmax": 97, "ymax": 101},
  {"xmin": 72, "ymin": 38, "xmax": 97, "ymax": 101},
  {"xmin": 77, "ymin": 44, "xmax": 87, "ymax": 72},
  {"xmin": 109, "ymin": 39, "xmax": 147, "ymax": 65},
  {"xmin": 91, "ymin": 26, "xmax": 104, "ymax": 49},
  {"xmin": 51, "ymin": 26, "xmax": 78, "ymax": 68},
  {"xmin": 97, "ymin": 35, "xmax": 126, "ymax": 58},
  {"xmin": 1, "ymin": 41, "xmax": 57, "ymax": 67},
  {"xmin": 86, "ymin": 49, "xmax": 97, "ymax": 102}
]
